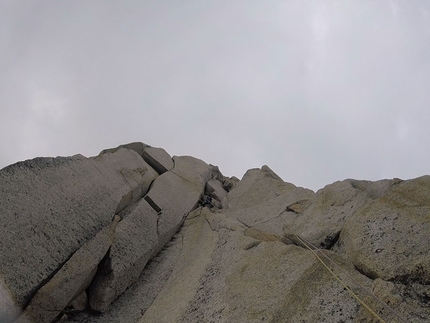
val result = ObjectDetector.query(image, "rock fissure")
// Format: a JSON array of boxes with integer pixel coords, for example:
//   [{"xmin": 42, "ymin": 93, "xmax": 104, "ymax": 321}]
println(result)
[
  {"xmin": 320, "ymin": 230, "xmax": 341, "ymax": 249},
  {"xmin": 170, "ymin": 169, "xmax": 201, "ymax": 193},
  {"xmin": 143, "ymin": 195, "xmax": 162, "ymax": 214},
  {"xmin": 354, "ymin": 264, "xmax": 378, "ymax": 281},
  {"xmin": 21, "ymin": 256, "xmax": 71, "ymax": 310},
  {"xmin": 91, "ymin": 162, "xmax": 106, "ymax": 178},
  {"xmin": 14, "ymin": 216, "xmax": 119, "ymax": 323},
  {"xmin": 119, "ymin": 168, "xmax": 140, "ymax": 186},
  {"xmin": 137, "ymin": 232, "xmax": 186, "ymax": 317},
  {"xmin": 144, "ymin": 176, "xmax": 158, "ymax": 197},
  {"xmin": 21, "ymin": 220, "xmax": 114, "ymax": 314},
  {"xmin": 235, "ymin": 218, "xmax": 251, "ymax": 228},
  {"xmin": 155, "ymin": 216, "xmax": 161, "ymax": 238},
  {"xmin": 285, "ymin": 199, "xmax": 310, "ymax": 214},
  {"xmin": 204, "ymin": 215, "xmax": 217, "ymax": 232}
]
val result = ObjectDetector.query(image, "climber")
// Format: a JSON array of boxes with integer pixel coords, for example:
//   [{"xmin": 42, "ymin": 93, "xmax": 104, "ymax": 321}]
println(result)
[{"xmin": 204, "ymin": 195, "xmax": 213, "ymax": 208}]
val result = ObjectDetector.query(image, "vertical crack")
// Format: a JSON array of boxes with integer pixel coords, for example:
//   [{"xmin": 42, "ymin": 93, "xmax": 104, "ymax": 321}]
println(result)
[{"xmin": 144, "ymin": 196, "xmax": 162, "ymax": 214}]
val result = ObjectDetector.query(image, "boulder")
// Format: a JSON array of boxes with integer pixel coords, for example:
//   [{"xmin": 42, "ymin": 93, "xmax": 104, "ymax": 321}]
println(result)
[
  {"xmin": 144, "ymin": 156, "xmax": 211, "ymax": 247},
  {"xmin": 142, "ymin": 147, "xmax": 174, "ymax": 174},
  {"xmin": 225, "ymin": 166, "xmax": 315, "ymax": 237},
  {"xmin": 0, "ymin": 148, "xmax": 152, "ymax": 321},
  {"xmin": 16, "ymin": 216, "xmax": 120, "ymax": 323},
  {"xmin": 171, "ymin": 156, "xmax": 212, "ymax": 190},
  {"xmin": 92, "ymin": 149, "xmax": 158, "ymax": 213},
  {"xmin": 205, "ymin": 179, "xmax": 228, "ymax": 207},
  {"xmin": 100, "ymin": 142, "xmax": 174, "ymax": 175},
  {"xmin": 221, "ymin": 175, "xmax": 240, "ymax": 191},
  {"xmin": 65, "ymin": 230, "xmax": 186, "ymax": 323},
  {"xmin": 285, "ymin": 178, "xmax": 399, "ymax": 249},
  {"xmin": 339, "ymin": 176, "xmax": 430, "ymax": 283},
  {"xmin": 205, "ymin": 179, "xmax": 227, "ymax": 200},
  {"xmin": 226, "ymin": 165, "xmax": 300, "ymax": 209},
  {"xmin": 99, "ymin": 142, "xmax": 150, "ymax": 157},
  {"xmin": 206, "ymin": 164, "xmax": 238, "ymax": 191},
  {"xmin": 88, "ymin": 200, "xmax": 159, "ymax": 312}
]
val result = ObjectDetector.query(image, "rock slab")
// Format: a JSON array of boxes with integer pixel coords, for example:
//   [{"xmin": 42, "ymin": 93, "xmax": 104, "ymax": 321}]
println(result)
[{"xmin": 0, "ymin": 148, "xmax": 151, "ymax": 321}]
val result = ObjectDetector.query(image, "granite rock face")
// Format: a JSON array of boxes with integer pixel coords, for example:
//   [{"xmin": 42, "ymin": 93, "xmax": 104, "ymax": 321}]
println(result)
[
  {"xmin": 0, "ymin": 142, "xmax": 429, "ymax": 323},
  {"xmin": 0, "ymin": 148, "xmax": 150, "ymax": 320},
  {"xmin": 16, "ymin": 216, "xmax": 120, "ymax": 323},
  {"xmin": 88, "ymin": 155, "xmax": 212, "ymax": 313}
]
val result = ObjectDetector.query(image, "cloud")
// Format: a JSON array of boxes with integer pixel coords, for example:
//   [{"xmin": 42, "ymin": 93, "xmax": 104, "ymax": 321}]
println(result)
[{"xmin": 1, "ymin": 0, "xmax": 430, "ymax": 190}]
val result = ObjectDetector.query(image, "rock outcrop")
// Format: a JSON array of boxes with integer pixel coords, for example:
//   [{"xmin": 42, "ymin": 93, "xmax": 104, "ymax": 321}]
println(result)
[{"xmin": 0, "ymin": 142, "xmax": 429, "ymax": 323}]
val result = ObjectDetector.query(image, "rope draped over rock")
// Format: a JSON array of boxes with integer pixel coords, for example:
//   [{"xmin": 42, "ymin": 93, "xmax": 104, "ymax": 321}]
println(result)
[{"xmin": 283, "ymin": 220, "xmax": 408, "ymax": 323}]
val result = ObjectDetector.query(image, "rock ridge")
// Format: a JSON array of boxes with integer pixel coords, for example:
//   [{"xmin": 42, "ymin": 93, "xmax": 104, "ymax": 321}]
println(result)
[{"xmin": 0, "ymin": 142, "xmax": 428, "ymax": 323}]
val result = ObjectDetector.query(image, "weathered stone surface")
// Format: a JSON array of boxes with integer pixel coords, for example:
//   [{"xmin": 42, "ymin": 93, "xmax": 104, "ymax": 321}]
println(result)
[
  {"xmin": 285, "ymin": 178, "xmax": 399, "ymax": 249},
  {"xmin": 145, "ymin": 156, "xmax": 211, "ymax": 244},
  {"xmin": 142, "ymin": 147, "xmax": 174, "ymax": 174},
  {"xmin": 225, "ymin": 166, "xmax": 315, "ymax": 237},
  {"xmin": 100, "ymin": 143, "xmax": 174, "ymax": 176},
  {"xmin": 0, "ymin": 148, "xmax": 151, "ymax": 320},
  {"xmin": 134, "ymin": 168, "xmax": 429, "ymax": 322},
  {"xmin": 99, "ymin": 142, "xmax": 150, "ymax": 157},
  {"xmin": 66, "ymin": 230, "xmax": 185, "ymax": 323},
  {"xmin": 16, "ymin": 216, "xmax": 119, "ymax": 323},
  {"xmin": 88, "ymin": 155, "xmax": 212, "ymax": 313},
  {"xmin": 1, "ymin": 143, "xmax": 429, "ymax": 323},
  {"xmin": 226, "ymin": 165, "xmax": 300, "ymax": 209},
  {"xmin": 355, "ymin": 278, "xmax": 430, "ymax": 322},
  {"xmin": 221, "ymin": 175, "xmax": 240, "ymax": 191},
  {"xmin": 339, "ymin": 176, "xmax": 430, "ymax": 283},
  {"xmin": 205, "ymin": 179, "xmax": 228, "ymax": 207},
  {"xmin": 205, "ymin": 179, "xmax": 227, "ymax": 200},
  {"xmin": 139, "ymin": 209, "xmax": 219, "ymax": 323},
  {"xmin": 171, "ymin": 156, "xmax": 212, "ymax": 191},
  {"xmin": 69, "ymin": 291, "xmax": 88, "ymax": 311},
  {"xmin": 92, "ymin": 149, "xmax": 158, "ymax": 213},
  {"xmin": 138, "ymin": 208, "xmax": 372, "ymax": 323},
  {"xmin": 88, "ymin": 200, "xmax": 159, "ymax": 312},
  {"xmin": 0, "ymin": 277, "xmax": 22, "ymax": 323}
]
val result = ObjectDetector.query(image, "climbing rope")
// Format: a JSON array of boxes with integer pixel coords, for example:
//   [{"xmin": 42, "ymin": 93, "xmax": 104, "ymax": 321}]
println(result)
[{"xmin": 283, "ymin": 222, "xmax": 409, "ymax": 323}]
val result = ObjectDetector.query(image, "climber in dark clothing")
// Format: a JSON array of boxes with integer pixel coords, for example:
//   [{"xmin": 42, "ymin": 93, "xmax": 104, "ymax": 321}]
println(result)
[{"xmin": 204, "ymin": 195, "xmax": 213, "ymax": 208}]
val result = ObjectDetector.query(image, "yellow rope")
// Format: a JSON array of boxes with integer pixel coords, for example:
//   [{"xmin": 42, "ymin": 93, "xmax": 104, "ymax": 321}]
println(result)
[
  {"xmin": 291, "ymin": 232, "xmax": 387, "ymax": 323},
  {"xmin": 282, "ymin": 210, "xmax": 408, "ymax": 323},
  {"xmin": 299, "ymin": 238, "xmax": 408, "ymax": 323}
]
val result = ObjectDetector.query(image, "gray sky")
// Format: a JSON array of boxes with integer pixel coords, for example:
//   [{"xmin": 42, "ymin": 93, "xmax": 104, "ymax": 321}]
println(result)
[{"xmin": 1, "ymin": 0, "xmax": 430, "ymax": 191}]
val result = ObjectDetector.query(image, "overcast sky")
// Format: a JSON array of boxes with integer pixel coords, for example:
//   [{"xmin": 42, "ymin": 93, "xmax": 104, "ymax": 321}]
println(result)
[{"xmin": 1, "ymin": 1, "xmax": 430, "ymax": 191}]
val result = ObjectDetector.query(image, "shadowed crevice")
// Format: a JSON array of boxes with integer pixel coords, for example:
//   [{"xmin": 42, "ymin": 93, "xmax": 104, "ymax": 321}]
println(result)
[
  {"xmin": 144, "ymin": 196, "xmax": 162, "ymax": 214},
  {"xmin": 320, "ymin": 231, "xmax": 341, "ymax": 250}
]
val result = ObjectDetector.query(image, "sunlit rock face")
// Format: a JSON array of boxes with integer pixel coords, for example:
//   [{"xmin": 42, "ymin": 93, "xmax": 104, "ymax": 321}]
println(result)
[{"xmin": 1, "ymin": 142, "xmax": 429, "ymax": 323}]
